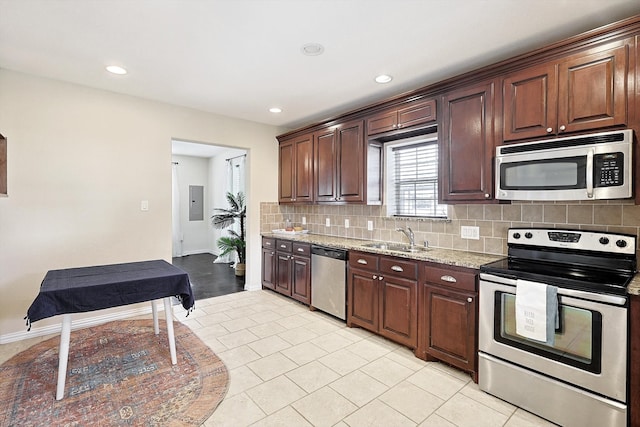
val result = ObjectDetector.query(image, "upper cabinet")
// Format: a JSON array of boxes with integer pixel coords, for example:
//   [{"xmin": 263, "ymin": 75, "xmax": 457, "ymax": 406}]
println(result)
[
  {"xmin": 366, "ymin": 98, "xmax": 437, "ymax": 136},
  {"xmin": 440, "ymin": 79, "xmax": 497, "ymax": 202},
  {"xmin": 315, "ymin": 119, "xmax": 381, "ymax": 204},
  {"xmin": 503, "ymin": 40, "xmax": 630, "ymax": 142},
  {"xmin": 278, "ymin": 132, "xmax": 313, "ymax": 204}
]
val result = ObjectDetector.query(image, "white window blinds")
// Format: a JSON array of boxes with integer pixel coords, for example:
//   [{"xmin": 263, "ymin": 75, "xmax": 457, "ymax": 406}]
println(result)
[{"xmin": 391, "ymin": 141, "xmax": 447, "ymax": 217}]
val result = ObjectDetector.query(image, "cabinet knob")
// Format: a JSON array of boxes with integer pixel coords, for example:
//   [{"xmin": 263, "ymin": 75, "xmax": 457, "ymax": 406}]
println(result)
[
  {"xmin": 397, "ymin": 123, "xmax": 403, "ymax": 128},
  {"xmin": 546, "ymin": 127, "xmax": 553, "ymax": 133},
  {"xmin": 467, "ymin": 297, "xmax": 473, "ymax": 303},
  {"xmin": 378, "ymin": 276, "xmax": 384, "ymax": 281},
  {"xmin": 484, "ymin": 193, "xmax": 490, "ymax": 198},
  {"xmin": 271, "ymin": 251, "xmax": 275, "ymax": 255},
  {"xmin": 373, "ymin": 275, "xmax": 378, "ymax": 280},
  {"xmin": 559, "ymin": 125, "xmax": 566, "ymax": 131}
]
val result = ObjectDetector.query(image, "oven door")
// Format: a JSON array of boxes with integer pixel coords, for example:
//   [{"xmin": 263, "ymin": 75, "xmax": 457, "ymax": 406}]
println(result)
[{"xmin": 479, "ymin": 274, "xmax": 627, "ymax": 402}]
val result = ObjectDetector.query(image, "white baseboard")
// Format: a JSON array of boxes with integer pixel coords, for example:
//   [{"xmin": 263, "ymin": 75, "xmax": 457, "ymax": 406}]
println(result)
[
  {"xmin": 179, "ymin": 249, "xmax": 215, "ymax": 256},
  {"xmin": 0, "ymin": 304, "xmax": 162, "ymax": 344}
]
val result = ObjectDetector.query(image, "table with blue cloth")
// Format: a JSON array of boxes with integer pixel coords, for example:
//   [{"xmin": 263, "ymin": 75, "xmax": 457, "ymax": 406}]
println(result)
[{"xmin": 25, "ymin": 259, "xmax": 194, "ymax": 400}]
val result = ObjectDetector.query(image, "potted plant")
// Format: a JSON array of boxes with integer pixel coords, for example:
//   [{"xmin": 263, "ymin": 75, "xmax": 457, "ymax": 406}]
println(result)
[{"xmin": 211, "ymin": 191, "xmax": 246, "ymax": 276}]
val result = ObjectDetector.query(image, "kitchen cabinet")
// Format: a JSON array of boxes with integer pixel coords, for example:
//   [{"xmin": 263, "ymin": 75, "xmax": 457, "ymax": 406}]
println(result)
[
  {"xmin": 366, "ymin": 98, "xmax": 436, "ymax": 136},
  {"xmin": 261, "ymin": 237, "xmax": 276, "ymax": 290},
  {"xmin": 278, "ymin": 132, "xmax": 313, "ymax": 204},
  {"xmin": 440, "ymin": 79, "xmax": 496, "ymax": 202},
  {"xmin": 503, "ymin": 41, "xmax": 630, "ymax": 142},
  {"xmin": 347, "ymin": 251, "xmax": 418, "ymax": 348},
  {"xmin": 264, "ymin": 238, "xmax": 312, "ymax": 305},
  {"xmin": 314, "ymin": 119, "xmax": 382, "ymax": 204},
  {"xmin": 416, "ymin": 262, "xmax": 478, "ymax": 381},
  {"xmin": 630, "ymin": 295, "xmax": 640, "ymax": 427},
  {"xmin": 0, "ymin": 133, "xmax": 6, "ymax": 196}
]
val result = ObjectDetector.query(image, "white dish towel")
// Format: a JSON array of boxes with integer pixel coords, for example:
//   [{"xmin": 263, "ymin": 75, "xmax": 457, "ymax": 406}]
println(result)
[{"xmin": 515, "ymin": 279, "xmax": 558, "ymax": 344}]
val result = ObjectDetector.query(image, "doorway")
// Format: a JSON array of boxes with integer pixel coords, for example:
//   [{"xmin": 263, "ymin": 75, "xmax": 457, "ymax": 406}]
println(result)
[{"xmin": 171, "ymin": 139, "xmax": 247, "ymax": 299}]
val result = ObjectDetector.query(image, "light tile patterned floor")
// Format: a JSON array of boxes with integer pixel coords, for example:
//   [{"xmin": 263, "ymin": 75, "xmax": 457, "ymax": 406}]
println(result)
[
  {"xmin": 0, "ymin": 290, "xmax": 558, "ymax": 426},
  {"xmin": 176, "ymin": 290, "xmax": 557, "ymax": 427}
]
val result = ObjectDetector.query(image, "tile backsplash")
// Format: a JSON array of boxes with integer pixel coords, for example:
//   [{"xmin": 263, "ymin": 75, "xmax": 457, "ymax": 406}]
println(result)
[{"xmin": 261, "ymin": 200, "xmax": 640, "ymax": 256}]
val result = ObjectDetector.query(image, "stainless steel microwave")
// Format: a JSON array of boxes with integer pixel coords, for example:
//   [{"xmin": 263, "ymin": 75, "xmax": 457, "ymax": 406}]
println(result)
[{"xmin": 495, "ymin": 129, "xmax": 633, "ymax": 201}]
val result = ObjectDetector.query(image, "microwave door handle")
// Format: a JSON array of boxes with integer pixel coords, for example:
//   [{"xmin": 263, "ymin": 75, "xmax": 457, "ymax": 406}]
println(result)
[{"xmin": 586, "ymin": 149, "xmax": 594, "ymax": 198}]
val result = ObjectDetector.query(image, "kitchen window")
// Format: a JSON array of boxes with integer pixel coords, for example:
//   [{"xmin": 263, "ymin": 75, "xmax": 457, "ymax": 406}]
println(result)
[{"xmin": 385, "ymin": 133, "xmax": 447, "ymax": 217}]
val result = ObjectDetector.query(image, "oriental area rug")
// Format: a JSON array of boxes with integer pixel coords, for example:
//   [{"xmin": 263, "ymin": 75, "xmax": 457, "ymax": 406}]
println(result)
[{"xmin": 0, "ymin": 319, "xmax": 228, "ymax": 426}]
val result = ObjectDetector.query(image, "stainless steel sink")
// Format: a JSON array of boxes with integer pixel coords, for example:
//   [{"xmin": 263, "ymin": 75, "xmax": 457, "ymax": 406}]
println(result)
[{"xmin": 360, "ymin": 242, "xmax": 430, "ymax": 253}]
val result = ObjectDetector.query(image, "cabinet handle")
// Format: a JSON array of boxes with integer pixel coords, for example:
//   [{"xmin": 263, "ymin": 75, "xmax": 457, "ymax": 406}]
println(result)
[
  {"xmin": 546, "ymin": 127, "xmax": 553, "ymax": 133},
  {"xmin": 391, "ymin": 265, "xmax": 404, "ymax": 272},
  {"xmin": 357, "ymin": 259, "xmax": 368, "ymax": 265},
  {"xmin": 467, "ymin": 297, "xmax": 473, "ymax": 303},
  {"xmin": 297, "ymin": 248, "xmax": 304, "ymax": 252},
  {"xmin": 373, "ymin": 275, "xmax": 378, "ymax": 279},
  {"xmin": 440, "ymin": 275, "xmax": 457, "ymax": 283},
  {"xmin": 559, "ymin": 125, "xmax": 566, "ymax": 132},
  {"xmin": 280, "ymin": 244, "xmax": 287, "ymax": 248}
]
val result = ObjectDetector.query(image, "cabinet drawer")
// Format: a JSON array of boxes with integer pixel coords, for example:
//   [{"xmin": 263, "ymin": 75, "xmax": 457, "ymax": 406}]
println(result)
[
  {"xmin": 292, "ymin": 242, "xmax": 311, "ymax": 257},
  {"xmin": 349, "ymin": 251, "xmax": 379, "ymax": 271},
  {"xmin": 424, "ymin": 264, "xmax": 477, "ymax": 292},
  {"xmin": 276, "ymin": 239, "xmax": 292, "ymax": 253},
  {"xmin": 380, "ymin": 257, "xmax": 418, "ymax": 280},
  {"xmin": 263, "ymin": 237, "xmax": 276, "ymax": 249}
]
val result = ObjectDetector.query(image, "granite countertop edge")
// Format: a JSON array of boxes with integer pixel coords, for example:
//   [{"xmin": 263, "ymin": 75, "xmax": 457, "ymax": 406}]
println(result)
[{"xmin": 262, "ymin": 232, "xmax": 640, "ymax": 296}]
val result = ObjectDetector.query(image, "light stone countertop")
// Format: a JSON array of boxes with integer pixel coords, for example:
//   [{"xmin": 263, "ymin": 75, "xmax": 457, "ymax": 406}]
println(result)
[
  {"xmin": 263, "ymin": 232, "xmax": 640, "ymax": 296},
  {"xmin": 261, "ymin": 232, "xmax": 502, "ymax": 270}
]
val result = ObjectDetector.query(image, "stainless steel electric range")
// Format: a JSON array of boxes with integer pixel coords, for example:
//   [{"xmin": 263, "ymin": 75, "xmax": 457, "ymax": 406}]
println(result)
[{"xmin": 479, "ymin": 227, "xmax": 636, "ymax": 427}]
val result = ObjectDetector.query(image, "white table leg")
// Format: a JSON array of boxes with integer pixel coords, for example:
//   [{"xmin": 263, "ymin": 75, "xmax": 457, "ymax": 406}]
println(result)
[
  {"xmin": 56, "ymin": 314, "xmax": 72, "ymax": 400},
  {"xmin": 151, "ymin": 300, "xmax": 159, "ymax": 335},
  {"xmin": 163, "ymin": 297, "xmax": 177, "ymax": 365}
]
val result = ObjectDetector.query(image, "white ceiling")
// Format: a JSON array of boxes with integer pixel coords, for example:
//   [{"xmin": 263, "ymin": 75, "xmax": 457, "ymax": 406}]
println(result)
[{"xmin": 1, "ymin": 0, "xmax": 640, "ymax": 132}]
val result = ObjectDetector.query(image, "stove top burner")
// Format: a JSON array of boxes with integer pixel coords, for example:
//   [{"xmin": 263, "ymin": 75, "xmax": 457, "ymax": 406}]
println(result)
[
  {"xmin": 481, "ymin": 227, "xmax": 637, "ymax": 297},
  {"xmin": 480, "ymin": 258, "xmax": 634, "ymax": 296}
]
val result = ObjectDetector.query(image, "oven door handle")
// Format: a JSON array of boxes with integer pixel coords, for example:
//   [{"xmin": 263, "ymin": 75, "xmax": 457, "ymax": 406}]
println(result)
[
  {"xmin": 586, "ymin": 149, "xmax": 594, "ymax": 199},
  {"xmin": 479, "ymin": 273, "xmax": 628, "ymax": 306}
]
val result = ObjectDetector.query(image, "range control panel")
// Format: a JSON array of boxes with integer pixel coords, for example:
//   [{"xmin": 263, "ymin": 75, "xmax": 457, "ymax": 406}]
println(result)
[
  {"xmin": 508, "ymin": 228, "xmax": 636, "ymax": 255},
  {"xmin": 594, "ymin": 152, "xmax": 624, "ymax": 187}
]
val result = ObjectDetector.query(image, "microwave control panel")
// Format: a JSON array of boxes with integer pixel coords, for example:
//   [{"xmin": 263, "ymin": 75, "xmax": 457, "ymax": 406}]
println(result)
[{"xmin": 594, "ymin": 152, "xmax": 623, "ymax": 187}]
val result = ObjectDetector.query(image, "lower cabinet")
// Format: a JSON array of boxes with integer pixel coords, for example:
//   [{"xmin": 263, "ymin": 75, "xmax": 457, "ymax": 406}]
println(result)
[
  {"xmin": 347, "ymin": 251, "xmax": 418, "ymax": 348},
  {"xmin": 416, "ymin": 262, "xmax": 479, "ymax": 381},
  {"xmin": 262, "ymin": 237, "xmax": 311, "ymax": 305}
]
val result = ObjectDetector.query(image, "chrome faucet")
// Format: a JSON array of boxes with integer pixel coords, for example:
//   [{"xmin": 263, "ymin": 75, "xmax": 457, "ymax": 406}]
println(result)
[{"xmin": 396, "ymin": 227, "xmax": 415, "ymax": 247}]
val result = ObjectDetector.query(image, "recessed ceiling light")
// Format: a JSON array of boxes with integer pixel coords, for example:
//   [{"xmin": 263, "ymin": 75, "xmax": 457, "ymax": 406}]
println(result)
[
  {"xmin": 375, "ymin": 74, "xmax": 393, "ymax": 84},
  {"xmin": 106, "ymin": 65, "xmax": 127, "ymax": 75},
  {"xmin": 301, "ymin": 43, "xmax": 324, "ymax": 56},
  {"xmin": 269, "ymin": 107, "xmax": 282, "ymax": 113}
]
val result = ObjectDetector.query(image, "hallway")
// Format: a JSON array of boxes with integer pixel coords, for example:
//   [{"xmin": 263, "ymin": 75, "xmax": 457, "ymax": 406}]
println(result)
[{"xmin": 172, "ymin": 253, "xmax": 245, "ymax": 300}]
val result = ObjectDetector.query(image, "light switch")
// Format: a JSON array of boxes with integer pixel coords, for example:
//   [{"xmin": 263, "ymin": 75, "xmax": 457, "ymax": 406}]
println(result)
[
  {"xmin": 302, "ymin": 216, "xmax": 307, "ymax": 225},
  {"xmin": 367, "ymin": 220, "xmax": 374, "ymax": 231},
  {"xmin": 325, "ymin": 218, "xmax": 331, "ymax": 227},
  {"xmin": 345, "ymin": 219, "xmax": 350, "ymax": 228},
  {"xmin": 141, "ymin": 200, "xmax": 149, "ymax": 211}
]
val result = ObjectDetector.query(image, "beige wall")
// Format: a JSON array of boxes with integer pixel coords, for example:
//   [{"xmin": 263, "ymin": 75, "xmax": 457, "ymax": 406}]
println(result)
[
  {"xmin": 262, "ymin": 200, "xmax": 640, "ymax": 256},
  {"xmin": 0, "ymin": 69, "xmax": 282, "ymax": 339}
]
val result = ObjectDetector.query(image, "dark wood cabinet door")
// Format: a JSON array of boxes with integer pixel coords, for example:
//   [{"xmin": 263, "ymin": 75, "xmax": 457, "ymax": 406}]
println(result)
[
  {"xmin": 397, "ymin": 98, "xmax": 436, "ymax": 130},
  {"xmin": 275, "ymin": 252, "xmax": 292, "ymax": 295},
  {"xmin": 423, "ymin": 284, "xmax": 477, "ymax": 373},
  {"xmin": 558, "ymin": 44, "xmax": 628, "ymax": 134},
  {"xmin": 314, "ymin": 128, "xmax": 337, "ymax": 202},
  {"xmin": 294, "ymin": 134, "xmax": 314, "ymax": 203},
  {"xmin": 503, "ymin": 63, "xmax": 557, "ymax": 141},
  {"xmin": 379, "ymin": 276, "xmax": 417, "ymax": 348},
  {"xmin": 347, "ymin": 267, "xmax": 378, "ymax": 332},
  {"xmin": 440, "ymin": 80, "xmax": 495, "ymax": 202},
  {"xmin": 336, "ymin": 120, "xmax": 365, "ymax": 203},
  {"xmin": 366, "ymin": 109, "xmax": 398, "ymax": 136},
  {"xmin": 261, "ymin": 247, "xmax": 276, "ymax": 290},
  {"xmin": 278, "ymin": 140, "xmax": 294, "ymax": 203},
  {"xmin": 291, "ymin": 255, "xmax": 311, "ymax": 304}
]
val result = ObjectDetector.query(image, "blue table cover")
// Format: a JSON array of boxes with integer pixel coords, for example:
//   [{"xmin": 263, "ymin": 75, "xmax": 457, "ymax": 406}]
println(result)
[{"xmin": 26, "ymin": 260, "xmax": 194, "ymax": 327}]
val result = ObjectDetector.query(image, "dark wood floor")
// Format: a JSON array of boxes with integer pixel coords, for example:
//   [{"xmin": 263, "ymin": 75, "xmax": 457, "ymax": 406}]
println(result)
[{"xmin": 172, "ymin": 253, "xmax": 245, "ymax": 300}]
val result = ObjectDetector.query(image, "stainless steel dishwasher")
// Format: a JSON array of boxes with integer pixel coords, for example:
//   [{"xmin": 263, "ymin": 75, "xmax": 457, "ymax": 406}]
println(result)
[{"xmin": 311, "ymin": 245, "xmax": 348, "ymax": 320}]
